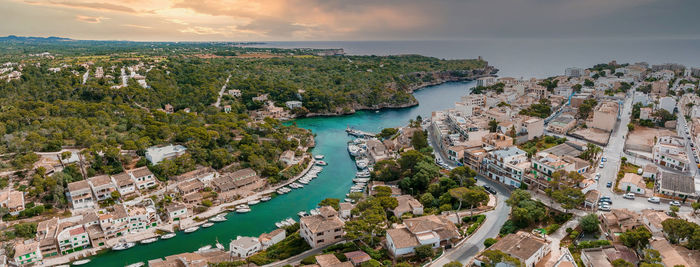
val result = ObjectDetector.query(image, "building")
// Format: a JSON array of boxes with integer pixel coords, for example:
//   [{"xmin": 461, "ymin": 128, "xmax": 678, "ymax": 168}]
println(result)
[
  {"xmin": 145, "ymin": 144, "xmax": 187, "ymax": 164},
  {"xmin": 36, "ymin": 217, "xmax": 60, "ymax": 257},
  {"xmin": 87, "ymin": 175, "xmax": 116, "ymax": 201},
  {"xmin": 13, "ymin": 241, "xmax": 42, "ymax": 266},
  {"xmin": 485, "ymin": 146, "xmax": 529, "ymax": 188},
  {"xmin": 639, "ymin": 107, "xmax": 653, "ymax": 120},
  {"xmin": 653, "ymin": 136, "xmax": 689, "ymax": 172},
  {"xmin": 590, "ymin": 101, "xmax": 619, "ymax": 132},
  {"xmin": 56, "ymin": 224, "xmax": 90, "ymax": 255},
  {"xmin": 366, "ymin": 139, "xmax": 389, "ymax": 163},
  {"xmin": 385, "ymin": 215, "xmax": 459, "ymax": 257},
  {"xmin": 177, "ymin": 179, "xmax": 204, "ymax": 195},
  {"xmin": 299, "ymin": 206, "xmax": 345, "ymax": 248},
  {"xmin": 526, "ymin": 151, "xmax": 590, "ymax": 191},
  {"xmin": 658, "ymin": 97, "xmax": 676, "ymax": 113},
  {"xmin": 617, "ymin": 173, "xmax": 646, "ymax": 195},
  {"xmin": 279, "ymin": 150, "xmax": 296, "ymax": 165},
  {"xmin": 600, "ymin": 209, "xmax": 643, "ymax": 242},
  {"xmin": 547, "ymin": 116, "xmax": 576, "ymax": 134},
  {"xmin": 285, "ymin": 101, "xmax": 302, "ymax": 109},
  {"xmin": 229, "ymin": 236, "xmax": 261, "ymax": 259},
  {"xmin": 482, "ymin": 133, "xmax": 513, "ymax": 149},
  {"xmin": 315, "ymin": 254, "xmax": 353, "ymax": 267},
  {"xmin": 258, "ymin": 229, "xmax": 286, "ymax": 249},
  {"xmin": 111, "ymin": 172, "xmax": 136, "ymax": 196},
  {"xmin": 642, "ymin": 164, "xmax": 658, "ymax": 180},
  {"xmin": 565, "ymin": 67, "xmax": 584, "ymax": 77},
  {"xmin": 129, "ymin": 167, "xmax": 158, "ymax": 190},
  {"xmin": 649, "ymin": 237, "xmax": 700, "ymax": 267},
  {"xmin": 641, "ymin": 209, "xmax": 671, "ymax": 236},
  {"xmin": 658, "ymin": 172, "xmax": 697, "ymax": 199},
  {"xmin": 66, "ymin": 180, "xmax": 95, "ymax": 210},
  {"xmin": 483, "ymin": 231, "xmax": 551, "ymax": 267},
  {"xmin": 213, "ymin": 168, "xmax": 261, "ymax": 193},
  {"xmin": 0, "ymin": 189, "xmax": 25, "ymax": 215},
  {"xmin": 392, "ymin": 195, "xmax": 424, "ymax": 218},
  {"xmin": 345, "ymin": 251, "xmax": 371, "ymax": 266},
  {"xmin": 580, "ymin": 245, "xmax": 639, "ymax": 267},
  {"xmin": 476, "ymin": 76, "xmax": 496, "ymax": 87},
  {"xmin": 165, "ymin": 204, "xmax": 187, "ymax": 222},
  {"xmin": 228, "ymin": 89, "xmax": 241, "ymax": 97}
]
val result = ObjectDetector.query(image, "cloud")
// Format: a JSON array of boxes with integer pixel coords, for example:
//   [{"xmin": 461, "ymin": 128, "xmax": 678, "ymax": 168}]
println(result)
[
  {"xmin": 75, "ymin": 15, "xmax": 104, "ymax": 23},
  {"xmin": 24, "ymin": 0, "xmax": 140, "ymax": 13},
  {"xmin": 122, "ymin": 24, "xmax": 152, "ymax": 29}
]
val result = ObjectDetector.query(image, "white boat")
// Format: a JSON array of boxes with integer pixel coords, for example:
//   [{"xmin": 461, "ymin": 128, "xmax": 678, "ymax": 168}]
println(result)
[
  {"xmin": 314, "ymin": 155, "xmax": 325, "ymax": 160},
  {"xmin": 125, "ymin": 263, "xmax": 144, "ymax": 267},
  {"xmin": 140, "ymin": 237, "xmax": 158, "ymax": 244},
  {"xmin": 247, "ymin": 199, "xmax": 261, "ymax": 205},
  {"xmin": 298, "ymin": 179, "xmax": 309, "ymax": 185},
  {"xmin": 356, "ymin": 171, "xmax": 370, "ymax": 178},
  {"xmin": 276, "ymin": 189, "xmax": 286, "ymax": 194},
  {"xmin": 210, "ymin": 215, "xmax": 227, "ymax": 222},
  {"xmin": 275, "ymin": 222, "xmax": 285, "ymax": 228},
  {"xmin": 160, "ymin": 233, "xmax": 176, "ymax": 239},
  {"xmin": 348, "ymin": 144, "xmax": 360, "ymax": 156},
  {"xmin": 202, "ymin": 222, "xmax": 214, "ymax": 228},
  {"xmin": 292, "ymin": 182, "xmax": 303, "ymax": 188},
  {"xmin": 297, "ymin": 211, "xmax": 308, "ymax": 217},
  {"xmin": 216, "ymin": 242, "xmax": 225, "ymax": 250},
  {"xmin": 235, "ymin": 204, "xmax": 249, "ymax": 209},
  {"xmin": 350, "ymin": 189, "xmax": 363, "ymax": 193},
  {"xmin": 315, "ymin": 160, "xmax": 328, "ymax": 166},
  {"xmin": 197, "ymin": 245, "xmax": 212, "ymax": 252},
  {"xmin": 356, "ymin": 159, "xmax": 369, "ymax": 169},
  {"xmin": 353, "ymin": 178, "xmax": 370, "ymax": 183},
  {"xmin": 184, "ymin": 227, "xmax": 199, "ymax": 233},
  {"xmin": 261, "ymin": 196, "xmax": 272, "ymax": 202},
  {"xmin": 344, "ymin": 198, "xmax": 354, "ymax": 203},
  {"xmin": 236, "ymin": 208, "xmax": 251, "ymax": 213},
  {"xmin": 309, "ymin": 209, "xmax": 320, "ymax": 216},
  {"xmin": 285, "ymin": 218, "xmax": 296, "ymax": 225},
  {"xmin": 72, "ymin": 259, "xmax": 91, "ymax": 266},
  {"xmin": 112, "ymin": 242, "xmax": 135, "ymax": 251}
]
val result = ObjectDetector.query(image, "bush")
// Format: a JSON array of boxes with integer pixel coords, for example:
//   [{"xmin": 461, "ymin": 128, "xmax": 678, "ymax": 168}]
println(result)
[
  {"xmin": 545, "ymin": 224, "xmax": 560, "ymax": 234},
  {"xmin": 569, "ymin": 230, "xmax": 580, "ymax": 240},
  {"xmin": 484, "ymin": 238, "xmax": 497, "ymax": 248},
  {"xmin": 361, "ymin": 259, "xmax": 382, "ymax": 267},
  {"xmin": 415, "ymin": 244, "xmax": 435, "ymax": 259},
  {"xmin": 500, "ymin": 220, "xmax": 519, "ymax": 236},
  {"xmin": 300, "ymin": 255, "xmax": 317, "ymax": 265},
  {"xmin": 576, "ymin": 240, "xmax": 611, "ymax": 249},
  {"xmin": 553, "ymin": 212, "xmax": 573, "ymax": 224}
]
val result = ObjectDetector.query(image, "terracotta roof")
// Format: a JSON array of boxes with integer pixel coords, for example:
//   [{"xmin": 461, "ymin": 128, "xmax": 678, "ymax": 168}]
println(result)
[
  {"xmin": 130, "ymin": 167, "xmax": 154, "ymax": 178},
  {"xmin": 489, "ymin": 231, "xmax": 549, "ymax": 261},
  {"xmin": 386, "ymin": 228, "xmax": 419, "ymax": 249},
  {"xmin": 393, "ymin": 195, "xmax": 422, "ymax": 215},
  {"xmin": 13, "ymin": 241, "xmax": 39, "ymax": 257},
  {"xmin": 300, "ymin": 210, "xmax": 344, "ymax": 234},
  {"xmin": 69, "ymin": 227, "xmax": 86, "ymax": 236},
  {"xmin": 230, "ymin": 236, "xmax": 260, "ymax": 249},
  {"xmin": 67, "ymin": 180, "xmax": 91, "ymax": 192},
  {"xmin": 403, "ymin": 215, "xmax": 459, "ymax": 240},
  {"xmin": 112, "ymin": 172, "xmax": 134, "ymax": 186},
  {"xmin": 165, "ymin": 204, "xmax": 186, "ymax": 214},
  {"xmin": 315, "ymin": 254, "xmax": 352, "ymax": 267},
  {"xmin": 172, "ymin": 167, "xmax": 215, "ymax": 182},
  {"xmin": 344, "ymin": 251, "xmax": 371, "ymax": 265}
]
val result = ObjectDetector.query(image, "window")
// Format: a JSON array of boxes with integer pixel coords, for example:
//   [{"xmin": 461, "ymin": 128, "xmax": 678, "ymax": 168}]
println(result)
[
  {"xmin": 317, "ymin": 239, "xmax": 324, "ymax": 243},
  {"xmin": 316, "ymin": 232, "xmax": 323, "ymax": 237}
]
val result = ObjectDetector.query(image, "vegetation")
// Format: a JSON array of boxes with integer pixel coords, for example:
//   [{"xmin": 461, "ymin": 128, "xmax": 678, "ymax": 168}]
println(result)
[
  {"xmin": 484, "ymin": 238, "xmax": 498, "ymax": 248},
  {"xmin": 518, "ymin": 136, "xmax": 567, "ymax": 157},
  {"xmin": 619, "ymin": 227, "xmax": 652, "ymax": 250},
  {"xmin": 481, "ymin": 249, "xmax": 521, "ymax": 267},
  {"xmin": 580, "ymin": 213, "xmax": 600, "ymax": 233},
  {"xmin": 247, "ymin": 232, "xmax": 311, "ymax": 265},
  {"xmin": 472, "ymin": 83, "xmax": 505, "ymax": 94},
  {"xmin": 576, "ymin": 99, "xmax": 598, "ymax": 120},
  {"xmin": 519, "ymin": 99, "xmax": 553, "ymax": 118},
  {"xmin": 505, "ymin": 189, "xmax": 547, "ymax": 229}
]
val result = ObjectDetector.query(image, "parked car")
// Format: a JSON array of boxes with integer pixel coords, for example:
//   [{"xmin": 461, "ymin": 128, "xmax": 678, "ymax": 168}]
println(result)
[
  {"xmin": 623, "ymin": 193, "xmax": 635, "ymax": 199},
  {"xmin": 601, "ymin": 157, "xmax": 607, "ymax": 162},
  {"xmin": 599, "ymin": 163, "xmax": 605, "ymax": 168},
  {"xmin": 482, "ymin": 185, "xmax": 496, "ymax": 195},
  {"xmin": 598, "ymin": 205, "xmax": 611, "ymax": 211},
  {"xmin": 606, "ymin": 181, "xmax": 613, "ymax": 188},
  {"xmin": 648, "ymin": 197, "xmax": 660, "ymax": 203},
  {"xmin": 670, "ymin": 201, "xmax": 681, "ymax": 206}
]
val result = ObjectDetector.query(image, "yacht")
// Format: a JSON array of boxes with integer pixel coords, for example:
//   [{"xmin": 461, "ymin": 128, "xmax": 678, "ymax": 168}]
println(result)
[
  {"xmin": 160, "ymin": 233, "xmax": 176, "ymax": 239},
  {"xmin": 112, "ymin": 242, "xmax": 136, "ymax": 251},
  {"xmin": 344, "ymin": 198, "xmax": 353, "ymax": 203},
  {"xmin": 216, "ymin": 242, "xmax": 225, "ymax": 250},
  {"xmin": 315, "ymin": 160, "xmax": 328, "ymax": 166},
  {"xmin": 309, "ymin": 208, "xmax": 320, "ymax": 216},
  {"xmin": 261, "ymin": 196, "xmax": 272, "ymax": 202},
  {"xmin": 72, "ymin": 259, "xmax": 91, "ymax": 266},
  {"xmin": 247, "ymin": 199, "xmax": 261, "ymax": 205},
  {"xmin": 202, "ymin": 222, "xmax": 214, "ymax": 228},
  {"xmin": 140, "ymin": 237, "xmax": 158, "ymax": 244},
  {"xmin": 276, "ymin": 188, "xmax": 287, "ymax": 195},
  {"xmin": 298, "ymin": 179, "xmax": 309, "ymax": 185},
  {"xmin": 348, "ymin": 144, "xmax": 360, "ymax": 156},
  {"xmin": 275, "ymin": 222, "xmax": 285, "ymax": 228},
  {"xmin": 210, "ymin": 215, "xmax": 227, "ymax": 222},
  {"xmin": 353, "ymin": 178, "xmax": 370, "ymax": 183},
  {"xmin": 285, "ymin": 218, "xmax": 296, "ymax": 225},
  {"xmin": 356, "ymin": 158, "xmax": 369, "ymax": 169},
  {"xmin": 235, "ymin": 204, "xmax": 250, "ymax": 209},
  {"xmin": 356, "ymin": 171, "xmax": 370, "ymax": 178},
  {"xmin": 184, "ymin": 226, "xmax": 200, "ymax": 233},
  {"xmin": 197, "ymin": 245, "xmax": 212, "ymax": 252},
  {"xmin": 297, "ymin": 211, "xmax": 308, "ymax": 217},
  {"xmin": 236, "ymin": 208, "xmax": 251, "ymax": 213},
  {"xmin": 291, "ymin": 182, "xmax": 303, "ymax": 188},
  {"xmin": 314, "ymin": 155, "xmax": 325, "ymax": 160}
]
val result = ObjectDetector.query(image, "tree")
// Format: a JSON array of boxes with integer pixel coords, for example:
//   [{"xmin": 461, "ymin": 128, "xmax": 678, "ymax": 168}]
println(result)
[
  {"xmin": 420, "ymin": 193, "xmax": 436, "ymax": 208},
  {"xmin": 410, "ymin": 130, "xmax": 428, "ymax": 150},
  {"xmin": 414, "ymin": 244, "xmax": 435, "ymax": 259},
  {"xmin": 692, "ymin": 202, "xmax": 700, "ymax": 214},
  {"xmin": 611, "ymin": 259, "xmax": 634, "ymax": 267},
  {"xmin": 584, "ymin": 79, "xmax": 594, "ymax": 87},
  {"xmin": 627, "ymin": 123, "xmax": 635, "ymax": 131},
  {"xmin": 482, "ymin": 250, "xmax": 521, "ymax": 267},
  {"xmin": 551, "ymin": 186, "xmax": 585, "ymax": 212},
  {"xmin": 580, "ymin": 213, "xmax": 600, "ymax": 234},
  {"xmin": 484, "ymin": 238, "xmax": 497, "ymax": 248},
  {"xmin": 489, "ymin": 119, "xmax": 499, "ymax": 132},
  {"xmin": 619, "ymin": 227, "xmax": 652, "ymax": 249},
  {"xmin": 662, "ymin": 218, "xmax": 697, "ymax": 244},
  {"xmin": 449, "ymin": 166, "xmax": 477, "ymax": 187},
  {"xmin": 319, "ymin": 198, "xmax": 340, "ymax": 210},
  {"xmin": 444, "ymin": 261, "xmax": 463, "ymax": 267},
  {"xmin": 378, "ymin": 128, "xmax": 398, "ymax": 139}
]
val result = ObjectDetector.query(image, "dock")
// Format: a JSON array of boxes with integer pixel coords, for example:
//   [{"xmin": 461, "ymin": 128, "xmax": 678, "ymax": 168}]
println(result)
[{"xmin": 346, "ymin": 127, "xmax": 375, "ymax": 138}]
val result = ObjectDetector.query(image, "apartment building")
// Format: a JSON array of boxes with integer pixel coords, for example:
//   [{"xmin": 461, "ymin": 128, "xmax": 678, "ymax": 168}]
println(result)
[
  {"xmin": 526, "ymin": 151, "xmax": 591, "ymax": 190},
  {"xmin": 66, "ymin": 180, "xmax": 95, "ymax": 210},
  {"xmin": 300, "ymin": 206, "xmax": 345, "ymax": 248},
  {"xmin": 653, "ymin": 136, "xmax": 689, "ymax": 172},
  {"xmin": 590, "ymin": 101, "xmax": 619, "ymax": 132},
  {"xmin": 57, "ymin": 224, "xmax": 90, "ymax": 255},
  {"xmin": 485, "ymin": 147, "xmax": 529, "ymax": 188},
  {"xmin": 111, "ymin": 172, "xmax": 136, "ymax": 196},
  {"xmin": 129, "ymin": 167, "xmax": 157, "ymax": 190},
  {"xmin": 13, "ymin": 241, "xmax": 42, "ymax": 266},
  {"xmin": 87, "ymin": 175, "xmax": 116, "ymax": 201},
  {"xmin": 145, "ymin": 144, "xmax": 187, "ymax": 164}
]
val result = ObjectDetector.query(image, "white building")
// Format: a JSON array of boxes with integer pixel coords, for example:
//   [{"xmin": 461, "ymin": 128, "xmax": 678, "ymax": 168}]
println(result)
[
  {"xmin": 165, "ymin": 204, "xmax": 187, "ymax": 222},
  {"xmin": 229, "ymin": 236, "xmax": 262, "ymax": 258},
  {"xmin": 66, "ymin": 180, "xmax": 96, "ymax": 210},
  {"xmin": 476, "ymin": 77, "xmax": 496, "ymax": 87},
  {"xmin": 658, "ymin": 97, "xmax": 676, "ymax": 113},
  {"xmin": 259, "ymin": 229, "xmax": 286, "ymax": 249},
  {"xmin": 565, "ymin": 67, "xmax": 584, "ymax": 77},
  {"xmin": 145, "ymin": 144, "xmax": 187, "ymax": 164},
  {"xmin": 13, "ymin": 241, "xmax": 42, "ymax": 266},
  {"xmin": 285, "ymin": 101, "xmax": 303, "ymax": 109},
  {"xmin": 129, "ymin": 167, "xmax": 158, "ymax": 190},
  {"xmin": 653, "ymin": 136, "xmax": 689, "ymax": 172}
]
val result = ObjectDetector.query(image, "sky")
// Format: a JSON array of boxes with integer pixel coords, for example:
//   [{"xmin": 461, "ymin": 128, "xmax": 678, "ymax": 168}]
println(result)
[{"xmin": 1, "ymin": 0, "xmax": 700, "ymax": 41}]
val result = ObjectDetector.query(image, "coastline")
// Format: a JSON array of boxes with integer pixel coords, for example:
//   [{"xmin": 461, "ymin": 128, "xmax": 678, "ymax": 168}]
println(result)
[{"xmin": 288, "ymin": 67, "xmax": 498, "ymax": 119}]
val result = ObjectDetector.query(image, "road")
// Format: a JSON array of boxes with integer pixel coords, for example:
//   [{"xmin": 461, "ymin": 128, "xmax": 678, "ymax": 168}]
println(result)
[{"xmin": 214, "ymin": 74, "xmax": 232, "ymax": 108}]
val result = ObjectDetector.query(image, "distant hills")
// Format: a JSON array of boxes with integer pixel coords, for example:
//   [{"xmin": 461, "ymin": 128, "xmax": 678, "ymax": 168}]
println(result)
[{"xmin": 0, "ymin": 35, "xmax": 73, "ymax": 42}]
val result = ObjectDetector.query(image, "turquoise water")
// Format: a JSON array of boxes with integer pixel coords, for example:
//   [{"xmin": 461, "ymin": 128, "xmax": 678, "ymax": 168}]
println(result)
[{"xmin": 83, "ymin": 81, "xmax": 474, "ymax": 267}]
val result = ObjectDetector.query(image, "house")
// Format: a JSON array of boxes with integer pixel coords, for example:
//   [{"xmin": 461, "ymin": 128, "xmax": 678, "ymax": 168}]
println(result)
[
  {"xmin": 482, "ymin": 231, "xmax": 551, "ymax": 267},
  {"xmin": 344, "ymin": 251, "xmax": 371, "ymax": 266},
  {"xmin": 66, "ymin": 180, "xmax": 96, "ymax": 210},
  {"xmin": 385, "ymin": 215, "xmax": 459, "ymax": 257},
  {"xmin": 111, "ymin": 172, "xmax": 136, "ymax": 196},
  {"xmin": 176, "ymin": 179, "xmax": 204, "ymax": 195},
  {"xmin": 36, "ymin": 217, "xmax": 60, "ymax": 257},
  {"xmin": 315, "ymin": 254, "xmax": 353, "ymax": 267},
  {"xmin": 56, "ymin": 224, "xmax": 90, "ymax": 255},
  {"xmin": 285, "ymin": 101, "xmax": 302, "ymax": 109},
  {"xmin": 213, "ymin": 168, "xmax": 262, "ymax": 192},
  {"xmin": 182, "ymin": 192, "xmax": 203, "ymax": 204},
  {"xmin": 0, "ymin": 188, "xmax": 25, "ymax": 215},
  {"xmin": 641, "ymin": 209, "xmax": 671, "ymax": 236},
  {"xmin": 279, "ymin": 150, "xmax": 296, "ymax": 166},
  {"xmin": 392, "ymin": 195, "xmax": 424, "ymax": 218},
  {"xmin": 13, "ymin": 241, "xmax": 42, "ymax": 266},
  {"xmin": 642, "ymin": 164, "xmax": 658, "ymax": 180},
  {"xmin": 228, "ymin": 89, "xmax": 241, "ymax": 97},
  {"xmin": 88, "ymin": 175, "xmax": 117, "ymax": 201},
  {"xmin": 599, "ymin": 209, "xmax": 643, "ymax": 242},
  {"xmin": 125, "ymin": 205, "xmax": 158, "ymax": 233},
  {"xmin": 583, "ymin": 190, "xmax": 600, "ymax": 210},
  {"xmin": 229, "ymin": 236, "xmax": 261, "ymax": 258},
  {"xmin": 223, "ymin": 105, "xmax": 231, "ymax": 113},
  {"xmin": 164, "ymin": 104, "xmax": 174, "ymax": 114},
  {"xmin": 649, "ymin": 237, "xmax": 700, "ymax": 267},
  {"xmin": 172, "ymin": 166, "xmax": 217, "ymax": 183},
  {"xmin": 129, "ymin": 167, "xmax": 158, "ymax": 190},
  {"xmin": 640, "ymin": 107, "xmax": 653, "ymax": 120},
  {"xmin": 580, "ymin": 245, "xmax": 639, "ymax": 267},
  {"xmin": 338, "ymin": 202, "xmax": 354, "ymax": 220},
  {"xmin": 590, "ymin": 101, "xmax": 619, "ymax": 132},
  {"xmin": 300, "ymin": 206, "xmax": 345, "ymax": 248},
  {"xmin": 653, "ymin": 136, "xmax": 689, "ymax": 172},
  {"xmin": 658, "ymin": 172, "xmax": 697, "ymax": 199},
  {"xmin": 547, "ymin": 116, "xmax": 577, "ymax": 134},
  {"xmin": 366, "ymin": 139, "xmax": 390, "ymax": 163},
  {"xmin": 617, "ymin": 173, "xmax": 646, "ymax": 195},
  {"xmin": 145, "ymin": 144, "xmax": 187, "ymax": 164},
  {"xmin": 165, "ymin": 204, "xmax": 187, "ymax": 222},
  {"xmin": 258, "ymin": 229, "xmax": 286, "ymax": 249}
]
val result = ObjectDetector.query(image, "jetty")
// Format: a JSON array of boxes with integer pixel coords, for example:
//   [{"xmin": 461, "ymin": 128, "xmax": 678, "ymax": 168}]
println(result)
[{"xmin": 345, "ymin": 127, "xmax": 375, "ymax": 138}]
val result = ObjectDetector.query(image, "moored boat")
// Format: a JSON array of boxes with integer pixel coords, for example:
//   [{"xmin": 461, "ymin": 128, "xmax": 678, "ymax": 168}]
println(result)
[
  {"xmin": 297, "ymin": 211, "xmax": 308, "ymax": 217},
  {"xmin": 112, "ymin": 242, "xmax": 136, "ymax": 251},
  {"xmin": 210, "ymin": 215, "xmax": 227, "ymax": 222},
  {"xmin": 314, "ymin": 155, "xmax": 325, "ymax": 160},
  {"xmin": 160, "ymin": 233, "xmax": 176, "ymax": 239},
  {"xmin": 202, "ymin": 222, "xmax": 214, "ymax": 228},
  {"xmin": 197, "ymin": 245, "xmax": 212, "ymax": 252},
  {"xmin": 261, "ymin": 196, "xmax": 272, "ymax": 201},
  {"xmin": 247, "ymin": 199, "xmax": 260, "ymax": 205},
  {"xmin": 236, "ymin": 208, "xmax": 251, "ymax": 213},
  {"xmin": 216, "ymin": 242, "xmax": 225, "ymax": 250},
  {"xmin": 72, "ymin": 259, "xmax": 91, "ymax": 266},
  {"xmin": 315, "ymin": 160, "xmax": 328, "ymax": 166},
  {"xmin": 140, "ymin": 237, "xmax": 158, "ymax": 244},
  {"xmin": 184, "ymin": 226, "xmax": 199, "ymax": 233},
  {"xmin": 125, "ymin": 263, "xmax": 144, "ymax": 267}
]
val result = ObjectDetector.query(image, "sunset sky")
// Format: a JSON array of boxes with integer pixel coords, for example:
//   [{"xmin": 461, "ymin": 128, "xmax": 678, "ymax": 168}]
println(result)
[{"xmin": 2, "ymin": 0, "xmax": 699, "ymax": 41}]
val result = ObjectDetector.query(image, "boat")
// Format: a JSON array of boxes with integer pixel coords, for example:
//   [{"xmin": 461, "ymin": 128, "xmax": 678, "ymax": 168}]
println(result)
[
  {"xmin": 261, "ymin": 196, "xmax": 272, "ymax": 202},
  {"xmin": 315, "ymin": 160, "xmax": 328, "ymax": 166},
  {"xmin": 235, "ymin": 204, "xmax": 250, "ymax": 209},
  {"xmin": 112, "ymin": 242, "xmax": 136, "ymax": 251},
  {"xmin": 216, "ymin": 242, "xmax": 225, "ymax": 250},
  {"xmin": 202, "ymin": 222, "xmax": 214, "ymax": 228},
  {"xmin": 309, "ymin": 209, "xmax": 320, "ymax": 216},
  {"xmin": 285, "ymin": 218, "xmax": 296, "ymax": 225},
  {"xmin": 353, "ymin": 178, "xmax": 370, "ymax": 183},
  {"xmin": 276, "ymin": 189, "xmax": 286, "ymax": 194},
  {"xmin": 72, "ymin": 259, "xmax": 91, "ymax": 266},
  {"xmin": 184, "ymin": 226, "xmax": 200, "ymax": 233},
  {"xmin": 140, "ymin": 237, "xmax": 158, "ymax": 244},
  {"xmin": 297, "ymin": 211, "xmax": 308, "ymax": 217},
  {"xmin": 197, "ymin": 245, "xmax": 212, "ymax": 252},
  {"xmin": 348, "ymin": 144, "xmax": 360, "ymax": 156},
  {"xmin": 344, "ymin": 198, "xmax": 355, "ymax": 203},
  {"xmin": 350, "ymin": 189, "xmax": 363, "ymax": 193},
  {"xmin": 247, "ymin": 199, "xmax": 261, "ymax": 205},
  {"xmin": 160, "ymin": 233, "xmax": 176, "ymax": 239},
  {"xmin": 236, "ymin": 208, "xmax": 251, "ymax": 213},
  {"xmin": 298, "ymin": 179, "xmax": 309, "ymax": 185},
  {"xmin": 210, "ymin": 215, "xmax": 227, "ymax": 222},
  {"xmin": 314, "ymin": 155, "xmax": 325, "ymax": 160},
  {"xmin": 275, "ymin": 222, "xmax": 285, "ymax": 228},
  {"xmin": 292, "ymin": 182, "xmax": 303, "ymax": 188},
  {"xmin": 356, "ymin": 158, "xmax": 369, "ymax": 169},
  {"xmin": 125, "ymin": 263, "xmax": 144, "ymax": 267}
]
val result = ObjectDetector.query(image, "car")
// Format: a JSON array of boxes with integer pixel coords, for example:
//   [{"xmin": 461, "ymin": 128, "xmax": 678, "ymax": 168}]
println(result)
[
  {"xmin": 648, "ymin": 197, "xmax": 660, "ymax": 203},
  {"xmin": 691, "ymin": 143, "xmax": 695, "ymax": 147},
  {"xmin": 623, "ymin": 193, "xmax": 635, "ymax": 199},
  {"xmin": 601, "ymin": 157, "xmax": 607, "ymax": 162},
  {"xmin": 599, "ymin": 163, "xmax": 605, "ymax": 168},
  {"xmin": 482, "ymin": 185, "xmax": 496, "ymax": 195},
  {"xmin": 606, "ymin": 181, "xmax": 613, "ymax": 188},
  {"xmin": 598, "ymin": 205, "xmax": 611, "ymax": 211},
  {"xmin": 670, "ymin": 201, "xmax": 681, "ymax": 206}
]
